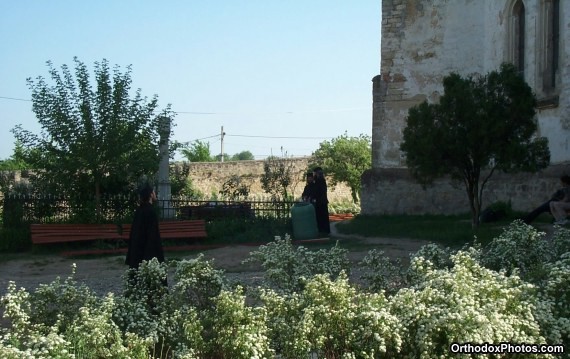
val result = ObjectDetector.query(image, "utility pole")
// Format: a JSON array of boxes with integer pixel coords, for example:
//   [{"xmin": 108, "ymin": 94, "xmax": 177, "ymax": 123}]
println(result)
[{"xmin": 221, "ymin": 125, "xmax": 225, "ymax": 162}]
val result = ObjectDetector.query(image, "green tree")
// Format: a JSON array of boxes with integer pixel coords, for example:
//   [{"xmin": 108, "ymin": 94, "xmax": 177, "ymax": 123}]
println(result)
[
  {"xmin": 400, "ymin": 63, "xmax": 550, "ymax": 227},
  {"xmin": 180, "ymin": 140, "xmax": 213, "ymax": 162},
  {"xmin": 170, "ymin": 162, "xmax": 201, "ymax": 198},
  {"xmin": 219, "ymin": 175, "xmax": 252, "ymax": 200},
  {"xmin": 260, "ymin": 152, "xmax": 299, "ymax": 200},
  {"xmin": 12, "ymin": 57, "xmax": 173, "ymax": 214},
  {"xmin": 0, "ymin": 141, "xmax": 31, "ymax": 171},
  {"xmin": 311, "ymin": 133, "xmax": 372, "ymax": 203},
  {"xmin": 231, "ymin": 150, "xmax": 255, "ymax": 161},
  {"xmin": 213, "ymin": 153, "xmax": 229, "ymax": 162}
]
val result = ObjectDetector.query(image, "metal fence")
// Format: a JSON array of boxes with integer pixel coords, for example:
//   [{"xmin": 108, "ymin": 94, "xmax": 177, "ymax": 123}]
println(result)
[{"xmin": 1, "ymin": 194, "xmax": 299, "ymax": 225}]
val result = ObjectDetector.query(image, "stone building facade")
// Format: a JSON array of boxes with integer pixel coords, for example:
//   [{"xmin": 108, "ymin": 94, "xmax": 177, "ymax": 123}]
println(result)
[{"xmin": 363, "ymin": 0, "xmax": 570, "ymax": 215}]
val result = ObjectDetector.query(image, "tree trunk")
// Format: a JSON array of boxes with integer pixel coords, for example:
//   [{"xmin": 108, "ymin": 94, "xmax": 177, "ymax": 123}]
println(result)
[
  {"xmin": 466, "ymin": 179, "xmax": 480, "ymax": 229},
  {"xmin": 95, "ymin": 181, "xmax": 101, "ymax": 222},
  {"xmin": 351, "ymin": 187, "xmax": 360, "ymax": 204}
]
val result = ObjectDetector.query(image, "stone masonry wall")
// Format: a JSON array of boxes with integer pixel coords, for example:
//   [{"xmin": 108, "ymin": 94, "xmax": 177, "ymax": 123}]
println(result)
[
  {"xmin": 1, "ymin": 158, "xmax": 354, "ymax": 202},
  {"xmin": 361, "ymin": 163, "xmax": 570, "ymax": 215},
  {"xmin": 176, "ymin": 157, "xmax": 353, "ymax": 202}
]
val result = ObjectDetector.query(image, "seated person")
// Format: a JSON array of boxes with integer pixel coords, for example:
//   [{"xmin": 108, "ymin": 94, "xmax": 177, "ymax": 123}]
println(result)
[
  {"xmin": 521, "ymin": 175, "xmax": 570, "ymax": 224},
  {"xmin": 550, "ymin": 175, "xmax": 570, "ymax": 225}
]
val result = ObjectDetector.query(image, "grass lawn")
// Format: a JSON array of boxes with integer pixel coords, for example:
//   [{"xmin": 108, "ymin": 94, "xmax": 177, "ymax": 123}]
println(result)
[
  {"xmin": 334, "ymin": 212, "xmax": 554, "ymax": 248},
  {"xmin": 0, "ymin": 211, "xmax": 556, "ymax": 261}
]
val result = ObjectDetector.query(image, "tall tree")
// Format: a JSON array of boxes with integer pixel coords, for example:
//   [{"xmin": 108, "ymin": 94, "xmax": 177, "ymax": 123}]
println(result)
[
  {"xmin": 0, "ymin": 141, "xmax": 30, "ymax": 171},
  {"xmin": 12, "ymin": 57, "xmax": 173, "ymax": 212},
  {"xmin": 260, "ymin": 152, "xmax": 299, "ymax": 200},
  {"xmin": 180, "ymin": 140, "xmax": 213, "ymax": 162},
  {"xmin": 400, "ymin": 63, "xmax": 550, "ymax": 227},
  {"xmin": 311, "ymin": 133, "xmax": 372, "ymax": 203},
  {"xmin": 231, "ymin": 150, "xmax": 255, "ymax": 161}
]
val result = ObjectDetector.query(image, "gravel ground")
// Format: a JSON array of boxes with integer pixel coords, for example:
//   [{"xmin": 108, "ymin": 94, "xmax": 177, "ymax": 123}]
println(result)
[{"xmin": 0, "ymin": 222, "xmax": 430, "ymax": 297}]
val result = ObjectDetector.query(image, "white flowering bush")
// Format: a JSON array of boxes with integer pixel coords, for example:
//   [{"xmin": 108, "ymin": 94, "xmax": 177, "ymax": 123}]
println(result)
[
  {"xmin": 169, "ymin": 254, "xmax": 226, "ymax": 310},
  {"xmin": 27, "ymin": 263, "xmax": 99, "ymax": 331},
  {"xmin": 261, "ymin": 272, "xmax": 402, "ymax": 358},
  {"xmin": 358, "ymin": 249, "xmax": 406, "ymax": 293},
  {"xmin": 259, "ymin": 289, "xmax": 308, "ymax": 357},
  {"xmin": 113, "ymin": 259, "xmax": 169, "ymax": 341},
  {"xmin": 244, "ymin": 234, "xmax": 350, "ymax": 293},
  {"xmin": 410, "ymin": 243, "xmax": 453, "ymax": 270},
  {"xmin": 535, "ymin": 252, "xmax": 570, "ymax": 348},
  {"xmin": 481, "ymin": 220, "xmax": 553, "ymax": 282},
  {"xmin": 391, "ymin": 250, "xmax": 548, "ymax": 358},
  {"xmin": 550, "ymin": 226, "xmax": 570, "ymax": 260},
  {"xmin": 64, "ymin": 294, "xmax": 145, "ymax": 358},
  {"xmin": 205, "ymin": 286, "xmax": 273, "ymax": 359},
  {"xmin": 0, "ymin": 281, "xmax": 71, "ymax": 358},
  {"xmin": 1, "ymin": 276, "xmax": 148, "ymax": 358},
  {"xmin": 160, "ymin": 255, "xmax": 225, "ymax": 357},
  {"xmin": 1, "ymin": 225, "xmax": 569, "ymax": 358}
]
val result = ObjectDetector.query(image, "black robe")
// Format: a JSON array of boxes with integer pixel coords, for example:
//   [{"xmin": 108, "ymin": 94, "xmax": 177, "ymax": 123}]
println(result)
[
  {"xmin": 302, "ymin": 181, "xmax": 316, "ymax": 202},
  {"xmin": 125, "ymin": 202, "xmax": 165, "ymax": 269},
  {"xmin": 313, "ymin": 177, "xmax": 330, "ymax": 234}
]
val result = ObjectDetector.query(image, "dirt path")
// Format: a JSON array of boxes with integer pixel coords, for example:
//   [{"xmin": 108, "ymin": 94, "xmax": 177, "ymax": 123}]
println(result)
[{"xmin": 0, "ymin": 222, "xmax": 431, "ymax": 297}]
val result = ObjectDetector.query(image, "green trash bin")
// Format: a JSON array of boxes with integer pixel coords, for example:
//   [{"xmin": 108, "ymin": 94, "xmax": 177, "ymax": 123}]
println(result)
[{"xmin": 291, "ymin": 202, "xmax": 318, "ymax": 240}]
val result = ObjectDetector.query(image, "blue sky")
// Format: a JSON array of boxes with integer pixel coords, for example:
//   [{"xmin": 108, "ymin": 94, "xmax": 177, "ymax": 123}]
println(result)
[{"xmin": 0, "ymin": 1, "xmax": 380, "ymax": 160}]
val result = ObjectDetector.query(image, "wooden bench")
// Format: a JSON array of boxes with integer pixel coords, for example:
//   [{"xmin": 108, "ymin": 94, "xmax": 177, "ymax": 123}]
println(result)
[
  {"xmin": 31, "ymin": 223, "xmax": 123, "ymax": 244},
  {"xmin": 31, "ymin": 220, "xmax": 207, "ymax": 256},
  {"xmin": 119, "ymin": 220, "xmax": 208, "ymax": 240}
]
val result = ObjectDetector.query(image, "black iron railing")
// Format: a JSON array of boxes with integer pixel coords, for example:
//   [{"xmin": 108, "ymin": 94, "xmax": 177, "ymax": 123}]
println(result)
[{"xmin": 1, "ymin": 194, "xmax": 299, "ymax": 226}]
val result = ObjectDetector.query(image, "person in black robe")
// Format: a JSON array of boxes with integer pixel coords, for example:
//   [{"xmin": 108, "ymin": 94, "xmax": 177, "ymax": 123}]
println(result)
[
  {"xmin": 521, "ymin": 175, "xmax": 570, "ymax": 224},
  {"xmin": 125, "ymin": 184, "xmax": 165, "ymax": 269},
  {"xmin": 312, "ymin": 167, "xmax": 330, "ymax": 234},
  {"xmin": 301, "ymin": 172, "xmax": 316, "ymax": 202}
]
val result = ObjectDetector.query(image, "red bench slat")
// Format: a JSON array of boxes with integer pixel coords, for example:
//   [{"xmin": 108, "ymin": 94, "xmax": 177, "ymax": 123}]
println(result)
[{"xmin": 31, "ymin": 220, "xmax": 207, "ymax": 247}]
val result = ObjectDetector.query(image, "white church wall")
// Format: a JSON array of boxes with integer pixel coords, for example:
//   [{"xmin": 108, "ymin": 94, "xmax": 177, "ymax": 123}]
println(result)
[{"xmin": 365, "ymin": 0, "xmax": 570, "ymax": 216}]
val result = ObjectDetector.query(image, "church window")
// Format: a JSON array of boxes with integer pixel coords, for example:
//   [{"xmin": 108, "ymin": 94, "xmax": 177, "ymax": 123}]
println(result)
[
  {"xmin": 512, "ymin": 0, "xmax": 526, "ymax": 77},
  {"xmin": 542, "ymin": 0, "xmax": 560, "ymax": 92}
]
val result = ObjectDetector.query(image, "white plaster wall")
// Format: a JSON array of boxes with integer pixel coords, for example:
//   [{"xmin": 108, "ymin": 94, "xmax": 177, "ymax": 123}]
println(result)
[
  {"xmin": 483, "ymin": 0, "xmax": 570, "ymax": 164},
  {"xmin": 397, "ymin": 1, "xmax": 486, "ymax": 102},
  {"xmin": 546, "ymin": 0, "xmax": 570, "ymax": 163},
  {"xmin": 375, "ymin": 0, "xmax": 570, "ymax": 167}
]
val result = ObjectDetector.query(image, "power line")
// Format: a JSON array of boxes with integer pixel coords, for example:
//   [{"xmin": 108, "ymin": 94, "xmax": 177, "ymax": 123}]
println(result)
[
  {"xmin": 176, "ymin": 111, "xmax": 217, "ymax": 114},
  {"xmin": 178, "ymin": 134, "xmax": 220, "ymax": 146},
  {"xmin": 0, "ymin": 95, "xmax": 367, "ymax": 114},
  {"xmin": 0, "ymin": 96, "xmax": 31, "ymax": 102},
  {"xmin": 175, "ymin": 107, "xmax": 368, "ymax": 115},
  {"xmin": 227, "ymin": 134, "xmax": 331, "ymax": 139},
  {"xmin": 195, "ymin": 134, "xmax": 220, "ymax": 140}
]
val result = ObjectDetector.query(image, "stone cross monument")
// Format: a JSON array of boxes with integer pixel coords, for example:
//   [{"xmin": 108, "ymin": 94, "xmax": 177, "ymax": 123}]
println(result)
[{"xmin": 157, "ymin": 116, "xmax": 175, "ymax": 218}]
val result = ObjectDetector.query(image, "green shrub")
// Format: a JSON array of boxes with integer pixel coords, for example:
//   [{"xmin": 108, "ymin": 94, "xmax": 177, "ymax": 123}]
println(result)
[
  {"xmin": 536, "ymin": 252, "xmax": 570, "ymax": 348},
  {"xmin": 169, "ymin": 254, "xmax": 226, "ymax": 310},
  {"xmin": 391, "ymin": 251, "xmax": 547, "ymax": 358},
  {"xmin": 244, "ymin": 234, "xmax": 350, "ymax": 293},
  {"xmin": 205, "ymin": 287, "xmax": 273, "ymax": 358},
  {"xmin": 1, "ymin": 196, "xmax": 26, "ymax": 228},
  {"xmin": 28, "ymin": 264, "xmax": 99, "ymax": 330},
  {"xmin": 0, "ymin": 227, "xmax": 30, "ymax": 252},
  {"xmin": 261, "ymin": 273, "xmax": 402, "ymax": 358},
  {"xmin": 1, "ymin": 226, "xmax": 569, "ymax": 358},
  {"xmin": 358, "ymin": 249, "xmax": 406, "ymax": 293},
  {"xmin": 481, "ymin": 220, "xmax": 553, "ymax": 282},
  {"xmin": 328, "ymin": 200, "xmax": 360, "ymax": 215}
]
